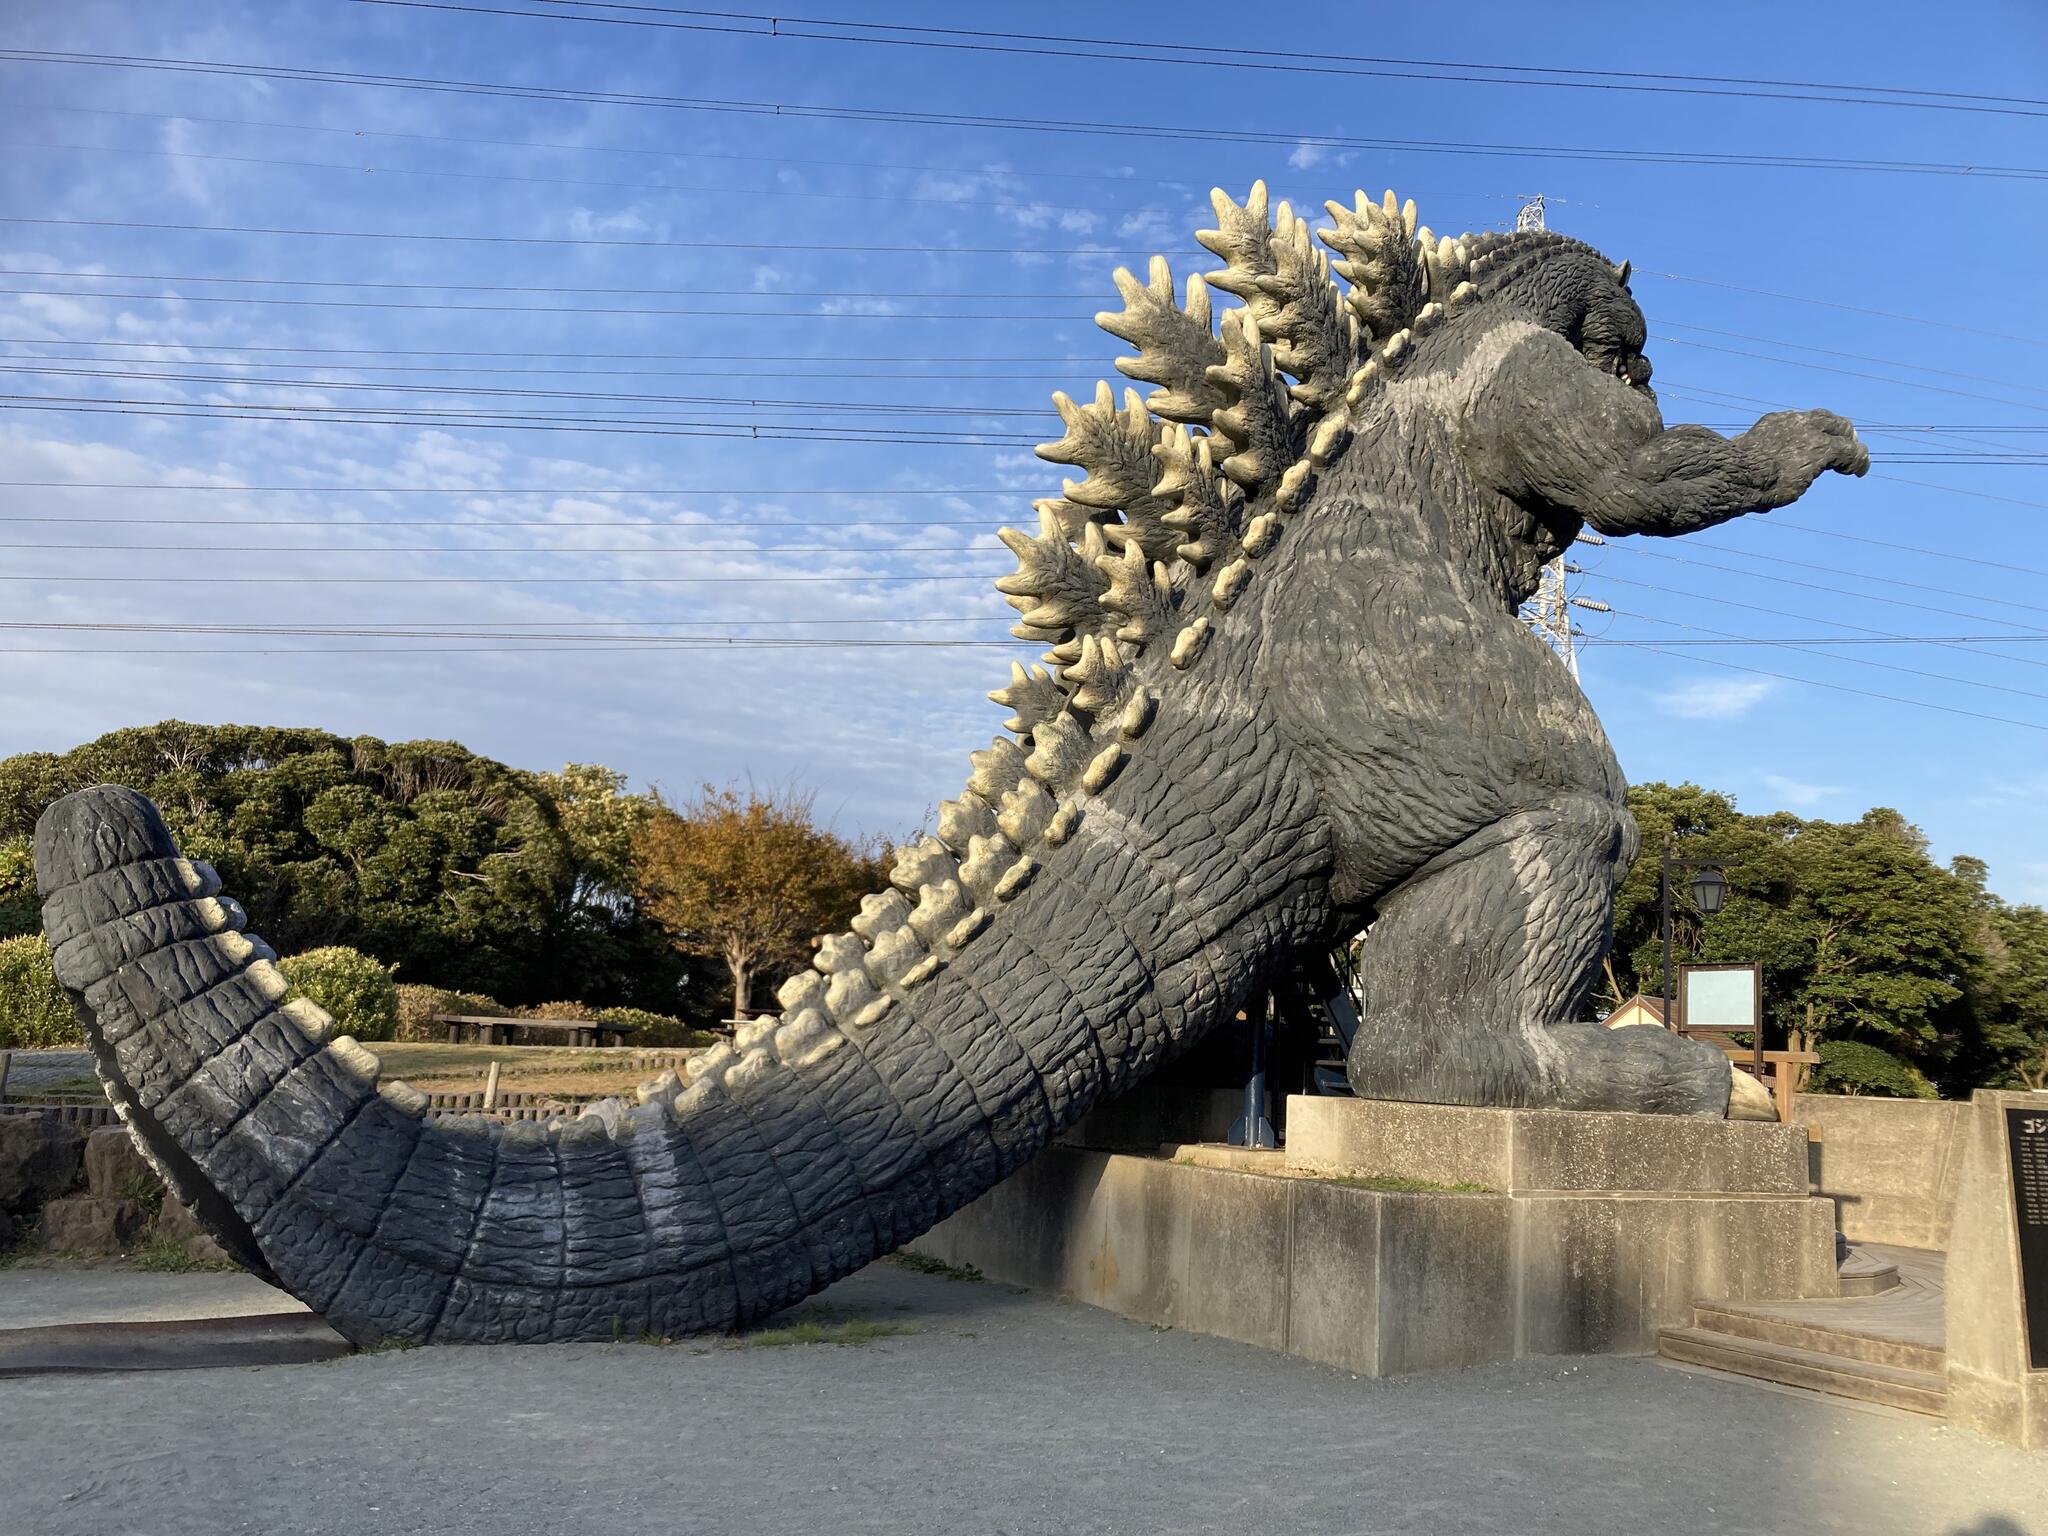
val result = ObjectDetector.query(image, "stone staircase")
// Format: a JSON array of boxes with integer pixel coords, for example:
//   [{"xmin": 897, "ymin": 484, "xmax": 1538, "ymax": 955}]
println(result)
[{"xmin": 1657, "ymin": 1244, "xmax": 1948, "ymax": 1417}]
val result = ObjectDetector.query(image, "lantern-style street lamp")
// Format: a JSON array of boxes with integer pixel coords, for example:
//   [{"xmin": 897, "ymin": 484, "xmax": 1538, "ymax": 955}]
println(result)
[{"xmin": 1661, "ymin": 833, "xmax": 1729, "ymax": 1030}]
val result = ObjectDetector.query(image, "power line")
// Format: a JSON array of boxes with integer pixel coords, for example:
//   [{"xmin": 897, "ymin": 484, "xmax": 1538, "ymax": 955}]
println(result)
[
  {"xmin": 0, "ymin": 617, "xmax": 1013, "ymax": 632},
  {"xmin": 0, "ymin": 355, "xmax": 1085, "ymax": 382},
  {"xmin": 0, "ymin": 397, "xmax": 1043, "ymax": 444},
  {"xmin": 0, "ymin": 481, "xmax": 1019, "ymax": 494},
  {"xmin": 0, "ymin": 217, "xmax": 1151, "ymax": 256},
  {"xmin": 0, "ymin": 286, "xmax": 1099, "ymax": 319},
  {"xmin": 0, "ymin": 541, "xmax": 1000, "ymax": 555},
  {"xmin": 6, "ymin": 51, "xmax": 2039, "ymax": 181},
  {"xmin": 352, "ymin": 2, "xmax": 2048, "ymax": 119},
  {"xmin": 0, "ymin": 268, "xmax": 1103, "ymax": 300},
  {"xmin": 1598, "ymin": 606, "xmax": 2048, "ymax": 704},
  {"xmin": 26, "ymin": 99, "xmax": 1183, "ymax": 190},
  {"xmin": 0, "ymin": 638, "xmax": 1021, "ymax": 655},
  {"xmin": 0, "ymin": 364, "xmax": 1055, "ymax": 415},
  {"xmin": 1697, "ymin": 539, "xmax": 2048, "ymax": 618},
  {"xmin": 1657, "ymin": 335, "xmax": 2048, "ymax": 415},
  {"xmin": 1583, "ymin": 641, "xmax": 2048, "ymax": 734},
  {"xmin": 1641, "ymin": 271, "xmax": 2048, "ymax": 351},
  {"xmin": 1, "ymin": 139, "xmax": 1165, "ymax": 220},
  {"xmin": 1658, "ymin": 321, "xmax": 2048, "ymax": 400},
  {"xmin": 1616, "ymin": 543, "xmax": 2048, "ymax": 630},
  {"xmin": 1584, "ymin": 570, "xmax": 2048, "ymax": 675},
  {"xmin": 0, "ymin": 571, "xmax": 999, "ymax": 585},
  {"xmin": 0, "ymin": 336, "xmax": 1102, "ymax": 363}
]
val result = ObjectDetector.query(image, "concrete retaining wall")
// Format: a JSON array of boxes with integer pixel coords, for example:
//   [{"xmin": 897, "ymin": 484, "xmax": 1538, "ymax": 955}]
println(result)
[
  {"xmin": 914, "ymin": 1097, "xmax": 1837, "ymax": 1378},
  {"xmin": 1792, "ymin": 1094, "xmax": 1967, "ymax": 1249}
]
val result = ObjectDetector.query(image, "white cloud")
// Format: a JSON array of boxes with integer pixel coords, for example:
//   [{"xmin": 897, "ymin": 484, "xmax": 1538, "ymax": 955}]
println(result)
[
  {"xmin": 1761, "ymin": 773, "xmax": 1842, "ymax": 809},
  {"xmin": 1287, "ymin": 140, "xmax": 1328, "ymax": 171},
  {"xmin": 1655, "ymin": 677, "xmax": 1774, "ymax": 720}
]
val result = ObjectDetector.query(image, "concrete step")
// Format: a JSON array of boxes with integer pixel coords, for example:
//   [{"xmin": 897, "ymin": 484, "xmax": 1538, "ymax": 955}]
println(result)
[
  {"xmin": 1837, "ymin": 1248, "xmax": 1902, "ymax": 1297},
  {"xmin": 1688, "ymin": 1302, "xmax": 1943, "ymax": 1374},
  {"xmin": 0, "ymin": 1313, "xmax": 350, "ymax": 1376},
  {"xmin": 1658, "ymin": 1326, "xmax": 1947, "ymax": 1416}
]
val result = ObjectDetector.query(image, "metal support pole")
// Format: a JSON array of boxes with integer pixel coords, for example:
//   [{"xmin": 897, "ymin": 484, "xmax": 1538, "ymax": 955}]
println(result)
[
  {"xmin": 1229, "ymin": 995, "xmax": 1278, "ymax": 1149},
  {"xmin": 1660, "ymin": 831, "xmax": 1675, "ymax": 1032}
]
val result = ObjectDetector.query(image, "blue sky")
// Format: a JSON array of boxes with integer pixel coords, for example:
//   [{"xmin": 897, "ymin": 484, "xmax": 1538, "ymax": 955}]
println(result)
[{"xmin": 2, "ymin": 2, "xmax": 2046, "ymax": 893}]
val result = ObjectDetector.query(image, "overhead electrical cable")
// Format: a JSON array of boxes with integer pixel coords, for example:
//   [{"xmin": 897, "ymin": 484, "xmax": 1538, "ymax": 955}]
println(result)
[
  {"xmin": 3, "ymin": 51, "xmax": 2037, "ymax": 181},
  {"xmin": 349, "ymin": 2, "xmax": 2048, "ymax": 119}
]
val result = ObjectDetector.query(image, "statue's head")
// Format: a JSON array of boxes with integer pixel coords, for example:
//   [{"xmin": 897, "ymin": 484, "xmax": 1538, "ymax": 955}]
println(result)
[{"xmin": 1481, "ymin": 238, "xmax": 1654, "ymax": 397}]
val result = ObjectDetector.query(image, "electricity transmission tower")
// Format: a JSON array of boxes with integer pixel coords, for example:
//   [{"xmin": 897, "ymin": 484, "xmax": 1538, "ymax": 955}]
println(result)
[{"xmin": 1511, "ymin": 194, "xmax": 1609, "ymax": 677}]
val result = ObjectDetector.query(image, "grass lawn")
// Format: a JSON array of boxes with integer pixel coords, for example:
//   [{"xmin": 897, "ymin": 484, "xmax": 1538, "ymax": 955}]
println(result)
[
  {"xmin": 11, "ymin": 1043, "xmax": 701, "ymax": 1107},
  {"xmin": 367, "ymin": 1042, "xmax": 699, "ymax": 1099}
]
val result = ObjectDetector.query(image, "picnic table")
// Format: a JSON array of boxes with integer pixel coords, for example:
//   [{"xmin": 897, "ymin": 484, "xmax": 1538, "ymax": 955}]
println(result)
[{"xmin": 432, "ymin": 1014, "xmax": 638, "ymax": 1048}]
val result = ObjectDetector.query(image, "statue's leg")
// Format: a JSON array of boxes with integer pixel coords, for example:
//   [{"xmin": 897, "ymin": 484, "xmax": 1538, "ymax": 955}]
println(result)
[{"xmin": 1345, "ymin": 796, "xmax": 1732, "ymax": 1116}]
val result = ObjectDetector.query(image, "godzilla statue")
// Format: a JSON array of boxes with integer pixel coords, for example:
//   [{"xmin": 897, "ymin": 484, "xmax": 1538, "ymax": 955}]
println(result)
[{"xmin": 34, "ymin": 184, "xmax": 1867, "ymax": 1346}]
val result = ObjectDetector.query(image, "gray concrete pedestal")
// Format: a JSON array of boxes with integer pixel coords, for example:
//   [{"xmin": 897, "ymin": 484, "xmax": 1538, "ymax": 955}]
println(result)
[{"xmin": 911, "ymin": 1094, "xmax": 1838, "ymax": 1377}]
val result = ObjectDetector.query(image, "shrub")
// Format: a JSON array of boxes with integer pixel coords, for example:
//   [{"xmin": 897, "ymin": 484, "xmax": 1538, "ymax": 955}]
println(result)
[
  {"xmin": 0, "ymin": 934, "xmax": 81, "ymax": 1049},
  {"xmin": 519, "ymin": 999, "xmax": 592, "ymax": 1021},
  {"xmin": 279, "ymin": 946, "xmax": 399, "ymax": 1043},
  {"xmin": 596, "ymin": 1006, "xmax": 714, "ymax": 1049},
  {"xmin": 394, "ymin": 984, "xmax": 510, "ymax": 1043},
  {"xmin": 1809, "ymin": 1039, "xmax": 1938, "ymax": 1100}
]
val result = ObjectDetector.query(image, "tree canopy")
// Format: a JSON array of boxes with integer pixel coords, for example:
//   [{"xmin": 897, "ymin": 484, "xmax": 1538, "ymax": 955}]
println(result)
[
  {"xmin": 634, "ymin": 784, "xmax": 889, "ymax": 1019},
  {"xmin": 0, "ymin": 722, "xmax": 690, "ymax": 1013},
  {"xmin": 1609, "ymin": 782, "xmax": 2048, "ymax": 1096}
]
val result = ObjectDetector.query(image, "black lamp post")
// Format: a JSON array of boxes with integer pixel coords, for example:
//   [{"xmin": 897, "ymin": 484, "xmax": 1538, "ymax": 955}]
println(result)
[{"xmin": 1660, "ymin": 832, "xmax": 1728, "ymax": 1031}]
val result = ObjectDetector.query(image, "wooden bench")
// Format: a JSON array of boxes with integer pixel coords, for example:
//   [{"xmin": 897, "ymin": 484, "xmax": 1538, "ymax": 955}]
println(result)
[{"xmin": 432, "ymin": 1014, "xmax": 638, "ymax": 1049}]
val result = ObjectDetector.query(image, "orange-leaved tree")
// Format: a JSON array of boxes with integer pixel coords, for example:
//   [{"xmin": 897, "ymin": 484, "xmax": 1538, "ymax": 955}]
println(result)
[{"xmin": 632, "ymin": 783, "xmax": 889, "ymax": 1020}]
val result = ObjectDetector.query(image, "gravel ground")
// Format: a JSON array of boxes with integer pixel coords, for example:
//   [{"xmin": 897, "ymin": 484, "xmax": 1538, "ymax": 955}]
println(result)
[
  {"xmin": 0, "ymin": 1050, "xmax": 95, "ymax": 1094},
  {"xmin": 0, "ymin": 1262, "xmax": 2041, "ymax": 1536}
]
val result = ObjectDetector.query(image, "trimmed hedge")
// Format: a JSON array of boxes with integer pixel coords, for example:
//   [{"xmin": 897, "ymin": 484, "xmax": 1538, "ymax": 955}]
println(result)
[
  {"xmin": 279, "ymin": 946, "xmax": 400, "ymax": 1043},
  {"xmin": 593, "ymin": 1006, "xmax": 713, "ymax": 1049},
  {"xmin": 394, "ymin": 984, "xmax": 511, "ymax": 1043},
  {"xmin": 0, "ymin": 934, "xmax": 81, "ymax": 1049}
]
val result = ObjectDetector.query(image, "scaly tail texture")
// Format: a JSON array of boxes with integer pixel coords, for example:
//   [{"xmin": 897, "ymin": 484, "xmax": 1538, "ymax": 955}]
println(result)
[{"xmin": 36, "ymin": 182, "xmax": 1513, "ymax": 1344}]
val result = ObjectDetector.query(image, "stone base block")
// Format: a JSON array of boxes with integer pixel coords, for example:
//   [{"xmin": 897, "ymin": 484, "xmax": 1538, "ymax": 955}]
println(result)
[
  {"xmin": 913, "ymin": 1095, "xmax": 1838, "ymax": 1377},
  {"xmin": 0, "ymin": 1113, "xmax": 83, "ymax": 1215},
  {"xmin": 39, "ymin": 1195, "xmax": 148, "ymax": 1255},
  {"xmin": 1287, "ymin": 1095, "xmax": 1811, "ymax": 1195},
  {"xmin": 1944, "ymin": 1090, "xmax": 2048, "ymax": 1450},
  {"xmin": 153, "ymin": 1197, "xmax": 236, "ymax": 1267},
  {"xmin": 84, "ymin": 1126, "xmax": 157, "ymax": 1201}
]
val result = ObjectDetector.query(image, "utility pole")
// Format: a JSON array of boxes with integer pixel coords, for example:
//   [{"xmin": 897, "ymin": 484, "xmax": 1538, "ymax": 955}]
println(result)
[{"xmin": 1513, "ymin": 193, "xmax": 1609, "ymax": 677}]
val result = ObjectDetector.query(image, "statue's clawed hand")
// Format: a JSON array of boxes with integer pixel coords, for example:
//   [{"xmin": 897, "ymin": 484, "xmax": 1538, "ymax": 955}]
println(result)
[{"xmin": 1748, "ymin": 409, "xmax": 1870, "ymax": 500}]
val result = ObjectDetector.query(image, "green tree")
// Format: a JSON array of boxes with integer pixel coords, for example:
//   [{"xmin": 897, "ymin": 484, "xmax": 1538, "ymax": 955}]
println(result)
[
  {"xmin": 1611, "ymin": 784, "xmax": 1992, "ymax": 1096},
  {"xmin": 0, "ymin": 722, "xmax": 680, "ymax": 1011}
]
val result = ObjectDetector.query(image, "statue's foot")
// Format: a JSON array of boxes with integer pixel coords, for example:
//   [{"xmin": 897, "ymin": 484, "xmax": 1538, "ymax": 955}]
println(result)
[{"xmin": 1347, "ymin": 1020, "xmax": 1736, "ymax": 1118}]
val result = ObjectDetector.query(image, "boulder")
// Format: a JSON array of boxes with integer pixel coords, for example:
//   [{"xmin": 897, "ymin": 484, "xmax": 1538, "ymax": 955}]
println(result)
[
  {"xmin": 39, "ymin": 1194, "xmax": 147, "ymax": 1255},
  {"xmin": 0, "ymin": 1112, "xmax": 84, "ymax": 1214},
  {"xmin": 154, "ymin": 1196, "xmax": 236, "ymax": 1268},
  {"xmin": 85, "ymin": 1125, "xmax": 158, "ymax": 1201}
]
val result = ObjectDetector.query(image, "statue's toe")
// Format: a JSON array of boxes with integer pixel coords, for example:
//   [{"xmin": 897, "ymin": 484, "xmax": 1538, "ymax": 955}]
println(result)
[{"xmin": 1726, "ymin": 1065, "xmax": 1779, "ymax": 1122}]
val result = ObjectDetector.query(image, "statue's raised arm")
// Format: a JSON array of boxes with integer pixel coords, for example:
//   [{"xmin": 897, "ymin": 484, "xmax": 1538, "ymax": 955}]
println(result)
[{"xmin": 1459, "ymin": 263, "xmax": 1869, "ymax": 539}]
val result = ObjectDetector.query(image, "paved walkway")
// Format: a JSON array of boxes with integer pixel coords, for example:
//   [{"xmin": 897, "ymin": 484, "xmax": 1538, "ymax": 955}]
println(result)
[
  {"xmin": 0, "ymin": 1267, "xmax": 311, "ymax": 1331},
  {"xmin": 0, "ymin": 1260, "xmax": 2040, "ymax": 1536},
  {"xmin": 1717, "ymin": 1243, "xmax": 1947, "ymax": 1353}
]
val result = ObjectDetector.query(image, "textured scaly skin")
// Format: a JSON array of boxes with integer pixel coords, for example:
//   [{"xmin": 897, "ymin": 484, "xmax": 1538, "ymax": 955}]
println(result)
[{"xmin": 36, "ymin": 185, "xmax": 1862, "ymax": 1343}]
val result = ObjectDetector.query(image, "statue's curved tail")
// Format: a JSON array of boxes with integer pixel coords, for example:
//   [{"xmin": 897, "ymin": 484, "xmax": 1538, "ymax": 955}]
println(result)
[
  {"xmin": 37, "ymin": 787, "xmax": 973, "ymax": 1345},
  {"xmin": 40, "ymin": 759, "xmax": 1330, "ymax": 1346}
]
